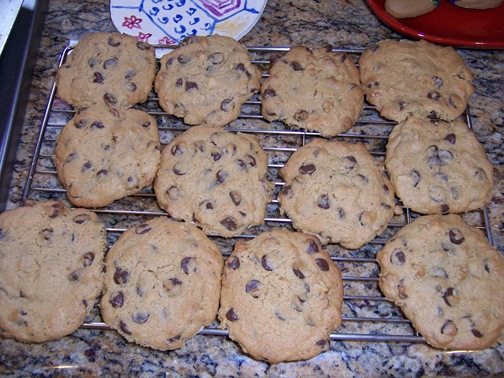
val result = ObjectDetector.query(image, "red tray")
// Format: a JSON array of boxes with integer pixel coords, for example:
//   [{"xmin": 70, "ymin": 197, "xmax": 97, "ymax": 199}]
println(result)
[{"xmin": 366, "ymin": 0, "xmax": 504, "ymax": 49}]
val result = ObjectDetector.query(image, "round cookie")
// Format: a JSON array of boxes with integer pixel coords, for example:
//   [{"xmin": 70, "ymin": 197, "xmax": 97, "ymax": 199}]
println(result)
[
  {"xmin": 155, "ymin": 35, "xmax": 261, "ymax": 127},
  {"xmin": 359, "ymin": 39, "xmax": 474, "ymax": 122},
  {"xmin": 154, "ymin": 126, "xmax": 273, "ymax": 237},
  {"xmin": 261, "ymin": 46, "xmax": 364, "ymax": 138},
  {"xmin": 0, "ymin": 201, "xmax": 106, "ymax": 343},
  {"xmin": 385, "ymin": 0, "xmax": 439, "ymax": 18},
  {"xmin": 219, "ymin": 229, "xmax": 343, "ymax": 363},
  {"xmin": 56, "ymin": 32, "xmax": 156, "ymax": 110},
  {"xmin": 101, "ymin": 217, "xmax": 223, "ymax": 351},
  {"xmin": 377, "ymin": 214, "xmax": 504, "ymax": 350},
  {"xmin": 450, "ymin": 0, "xmax": 503, "ymax": 9},
  {"xmin": 55, "ymin": 105, "xmax": 161, "ymax": 208},
  {"xmin": 279, "ymin": 139, "xmax": 396, "ymax": 249},
  {"xmin": 385, "ymin": 118, "xmax": 494, "ymax": 214}
]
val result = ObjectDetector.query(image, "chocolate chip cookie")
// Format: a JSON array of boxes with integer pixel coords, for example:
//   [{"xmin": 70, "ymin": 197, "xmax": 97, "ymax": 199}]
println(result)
[
  {"xmin": 154, "ymin": 126, "xmax": 273, "ymax": 237},
  {"xmin": 155, "ymin": 35, "xmax": 261, "ymax": 127},
  {"xmin": 279, "ymin": 139, "xmax": 396, "ymax": 249},
  {"xmin": 261, "ymin": 46, "xmax": 364, "ymax": 137},
  {"xmin": 101, "ymin": 217, "xmax": 223, "ymax": 351},
  {"xmin": 56, "ymin": 32, "xmax": 156, "ymax": 110},
  {"xmin": 386, "ymin": 118, "xmax": 494, "ymax": 214},
  {"xmin": 219, "ymin": 229, "xmax": 343, "ymax": 363},
  {"xmin": 55, "ymin": 105, "xmax": 161, "ymax": 208},
  {"xmin": 377, "ymin": 214, "xmax": 504, "ymax": 350},
  {"xmin": 359, "ymin": 39, "xmax": 474, "ymax": 122},
  {"xmin": 0, "ymin": 201, "xmax": 106, "ymax": 343}
]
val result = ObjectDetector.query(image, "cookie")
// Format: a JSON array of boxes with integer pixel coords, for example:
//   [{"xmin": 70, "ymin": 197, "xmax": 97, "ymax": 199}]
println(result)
[
  {"xmin": 377, "ymin": 214, "xmax": 504, "ymax": 350},
  {"xmin": 155, "ymin": 35, "xmax": 261, "ymax": 127},
  {"xmin": 0, "ymin": 201, "xmax": 106, "ymax": 343},
  {"xmin": 359, "ymin": 39, "xmax": 474, "ymax": 122},
  {"xmin": 55, "ymin": 105, "xmax": 161, "ymax": 208},
  {"xmin": 154, "ymin": 126, "xmax": 273, "ymax": 237},
  {"xmin": 450, "ymin": 0, "xmax": 503, "ymax": 9},
  {"xmin": 385, "ymin": 0, "xmax": 438, "ymax": 18},
  {"xmin": 56, "ymin": 32, "xmax": 156, "ymax": 109},
  {"xmin": 279, "ymin": 139, "xmax": 396, "ymax": 249},
  {"xmin": 219, "ymin": 229, "xmax": 343, "ymax": 363},
  {"xmin": 385, "ymin": 118, "xmax": 494, "ymax": 214},
  {"xmin": 261, "ymin": 46, "xmax": 364, "ymax": 137},
  {"xmin": 101, "ymin": 217, "xmax": 223, "ymax": 351}
]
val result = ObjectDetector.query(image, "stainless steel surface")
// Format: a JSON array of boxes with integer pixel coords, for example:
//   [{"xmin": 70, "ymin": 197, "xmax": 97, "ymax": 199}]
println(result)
[{"xmin": 22, "ymin": 45, "xmax": 495, "ymax": 345}]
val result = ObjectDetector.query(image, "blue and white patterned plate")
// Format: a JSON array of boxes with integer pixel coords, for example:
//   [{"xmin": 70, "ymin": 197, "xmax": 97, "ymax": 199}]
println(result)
[{"xmin": 110, "ymin": 0, "xmax": 268, "ymax": 45}]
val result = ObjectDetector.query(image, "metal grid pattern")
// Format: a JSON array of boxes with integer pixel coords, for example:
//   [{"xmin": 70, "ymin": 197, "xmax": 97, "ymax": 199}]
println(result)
[{"xmin": 21, "ymin": 45, "xmax": 495, "ymax": 344}]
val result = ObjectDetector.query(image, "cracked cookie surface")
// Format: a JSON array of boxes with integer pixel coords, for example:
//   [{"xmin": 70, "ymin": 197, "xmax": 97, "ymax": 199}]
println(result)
[
  {"xmin": 219, "ymin": 229, "xmax": 343, "ymax": 363},
  {"xmin": 385, "ymin": 118, "xmax": 493, "ymax": 214},
  {"xmin": 155, "ymin": 35, "xmax": 261, "ymax": 127},
  {"xmin": 377, "ymin": 214, "xmax": 504, "ymax": 350},
  {"xmin": 154, "ymin": 126, "xmax": 273, "ymax": 237},
  {"xmin": 0, "ymin": 201, "xmax": 106, "ymax": 342},
  {"xmin": 56, "ymin": 32, "xmax": 156, "ymax": 109},
  {"xmin": 261, "ymin": 46, "xmax": 363, "ymax": 137},
  {"xmin": 279, "ymin": 139, "xmax": 396, "ymax": 249},
  {"xmin": 55, "ymin": 105, "xmax": 161, "ymax": 208},
  {"xmin": 101, "ymin": 217, "xmax": 223, "ymax": 351},
  {"xmin": 359, "ymin": 39, "xmax": 474, "ymax": 122}
]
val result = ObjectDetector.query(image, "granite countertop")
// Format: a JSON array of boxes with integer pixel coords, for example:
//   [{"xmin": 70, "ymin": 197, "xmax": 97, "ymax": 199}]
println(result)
[{"xmin": 1, "ymin": 0, "xmax": 503, "ymax": 376}]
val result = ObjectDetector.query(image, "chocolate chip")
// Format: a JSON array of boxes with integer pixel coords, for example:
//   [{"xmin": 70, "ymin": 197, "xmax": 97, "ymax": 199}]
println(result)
[
  {"xmin": 275, "ymin": 312, "xmax": 286, "ymax": 321},
  {"xmin": 430, "ymin": 267, "xmax": 448, "ymax": 278},
  {"xmin": 181, "ymin": 257, "xmax": 193, "ymax": 274},
  {"xmin": 69, "ymin": 269, "xmax": 81, "ymax": 281},
  {"xmin": 316, "ymin": 339, "xmax": 327, "ymax": 347},
  {"xmin": 433, "ymin": 76, "xmax": 444, "ymax": 89},
  {"xmin": 337, "ymin": 207, "xmax": 345, "ymax": 219},
  {"xmin": 246, "ymin": 155, "xmax": 256, "ymax": 167},
  {"xmin": 132, "ymin": 312, "xmax": 150, "ymax": 324},
  {"xmin": 91, "ymin": 121, "xmax": 104, "ymax": 129},
  {"xmin": 261, "ymin": 255, "xmax": 273, "ymax": 271},
  {"xmin": 262, "ymin": 87, "xmax": 276, "ymax": 98},
  {"xmin": 93, "ymin": 72, "xmax": 104, "ymax": 84},
  {"xmin": 114, "ymin": 267, "xmax": 129, "ymax": 285},
  {"xmin": 81, "ymin": 161, "xmax": 92, "ymax": 171},
  {"xmin": 136, "ymin": 41, "xmax": 150, "ymax": 50},
  {"xmin": 294, "ymin": 110, "xmax": 309, "ymax": 122},
  {"xmin": 449, "ymin": 228, "xmax": 465, "ymax": 244},
  {"xmin": 226, "ymin": 308, "xmax": 238, "ymax": 321},
  {"xmin": 135, "ymin": 224, "xmax": 151, "ymax": 235},
  {"xmin": 103, "ymin": 57, "xmax": 118, "ymax": 69},
  {"xmin": 227, "ymin": 256, "xmax": 240, "ymax": 270},
  {"xmin": 229, "ymin": 191, "xmax": 241, "ymax": 206},
  {"xmin": 444, "ymin": 133, "xmax": 456, "ymax": 144},
  {"xmin": 299, "ymin": 163, "xmax": 316, "ymax": 175},
  {"xmin": 108, "ymin": 37, "xmax": 120, "ymax": 47},
  {"xmin": 290, "ymin": 61, "xmax": 303, "ymax": 71},
  {"xmin": 357, "ymin": 174, "xmax": 369, "ymax": 184},
  {"xmin": 75, "ymin": 118, "xmax": 87, "ymax": 129},
  {"xmin": 170, "ymin": 277, "xmax": 182, "ymax": 286},
  {"xmin": 47, "ymin": 203, "xmax": 64, "ymax": 218},
  {"xmin": 398, "ymin": 100, "xmax": 406, "ymax": 111},
  {"xmin": 209, "ymin": 52, "xmax": 224, "ymax": 64},
  {"xmin": 177, "ymin": 55, "xmax": 190, "ymax": 64},
  {"xmin": 40, "ymin": 227, "xmax": 54, "ymax": 240},
  {"xmin": 441, "ymin": 204, "xmax": 450, "ymax": 214},
  {"xmin": 82, "ymin": 252, "xmax": 95, "ymax": 267},
  {"xmin": 315, "ymin": 258, "xmax": 329, "ymax": 271},
  {"xmin": 344, "ymin": 155, "xmax": 357, "ymax": 171},
  {"xmin": 216, "ymin": 169, "xmax": 228, "ymax": 184},
  {"xmin": 171, "ymin": 144, "xmax": 184, "ymax": 156},
  {"xmin": 383, "ymin": 184, "xmax": 390, "ymax": 194},
  {"xmin": 221, "ymin": 99, "xmax": 234, "ymax": 112},
  {"xmin": 245, "ymin": 279, "xmax": 261, "ymax": 298},
  {"xmin": 125, "ymin": 70, "xmax": 136, "ymax": 79},
  {"xmin": 471, "ymin": 328, "xmax": 484, "ymax": 338},
  {"xmin": 442, "ymin": 287, "xmax": 457, "ymax": 307},
  {"xmin": 167, "ymin": 334, "xmax": 181, "ymax": 343},
  {"xmin": 175, "ymin": 78, "xmax": 183, "ymax": 87},
  {"xmin": 428, "ymin": 91, "xmax": 441, "ymax": 101},
  {"xmin": 173, "ymin": 163, "xmax": 186, "ymax": 176},
  {"xmin": 306, "ymin": 239, "xmax": 319, "ymax": 254},
  {"xmin": 390, "ymin": 249, "xmax": 405, "ymax": 266},
  {"xmin": 73, "ymin": 214, "xmax": 90, "ymax": 224},
  {"xmin": 441, "ymin": 320, "xmax": 457, "ymax": 336},
  {"xmin": 127, "ymin": 82, "xmax": 137, "ymax": 92},
  {"xmin": 397, "ymin": 281, "xmax": 408, "ymax": 299},
  {"xmin": 220, "ymin": 217, "xmax": 237, "ymax": 231},
  {"xmin": 200, "ymin": 200, "xmax": 213, "ymax": 210},
  {"xmin": 293, "ymin": 267, "xmax": 305, "ymax": 279},
  {"xmin": 427, "ymin": 111, "xmax": 439, "ymax": 121},
  {"xmin": 96, "ymin": 169, "xmax": 108, "ymax": 177},
  {"xmin": 236, "ymin": 63, "xmax": 245, "ymax": 72},
  {"xmin": 317, "ymin": 194, "xmax": 330, "ymax": 209},
  {"xmin": 103, "ymin": 93, "xmax": 117, "ymax": 105},
  {"xmin": 87, "ymin": 58, "xmax": 97, "ymax": 68},
  {"xmin": 119, "ymin": 321, "xmax": 131, "ymax": 335},
  {"xmin": 167, "ymin": 186, "xmax": 180, "ymax": 200},
  {"xmin": 185, "ymin": 81, "xmax": 198, "ymax": 91},
  {"xmin": 110, "ymin": 292, "xmax": 124, "ymax": 308}
]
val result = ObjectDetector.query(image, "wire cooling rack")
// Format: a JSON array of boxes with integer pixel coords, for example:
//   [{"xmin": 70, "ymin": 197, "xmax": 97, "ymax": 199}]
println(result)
[{"xmin": 21, "ymin": 45, "xmax": 495, "ymax": 345}]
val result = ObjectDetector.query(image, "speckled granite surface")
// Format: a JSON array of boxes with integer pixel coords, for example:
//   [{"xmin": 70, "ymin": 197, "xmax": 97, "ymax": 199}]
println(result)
[{"xmin": 1, "ymin": 0, "xmax": 503, "ymax": 376}]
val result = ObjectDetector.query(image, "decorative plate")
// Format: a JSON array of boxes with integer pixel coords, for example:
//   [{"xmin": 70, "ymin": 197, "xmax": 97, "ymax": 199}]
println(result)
[
  {"xmin": 366, "ymin": 0, "xmax": 504, "ymax": 49},
  {"xmin": 110, "ymin": 0, "xmax": 268, "ymax": 46}
]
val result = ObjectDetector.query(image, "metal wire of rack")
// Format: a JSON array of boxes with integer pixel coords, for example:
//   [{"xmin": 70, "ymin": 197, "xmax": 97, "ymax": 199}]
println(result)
[{"xmin": 21, "ymin": 45, "xmax": 495, "ymax": 345}]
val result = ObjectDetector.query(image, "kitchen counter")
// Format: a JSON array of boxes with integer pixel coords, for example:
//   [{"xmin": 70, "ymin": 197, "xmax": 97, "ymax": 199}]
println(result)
[{"xmin": 1, "ymin": 0, "xmax": 503, "ymax": 376}]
